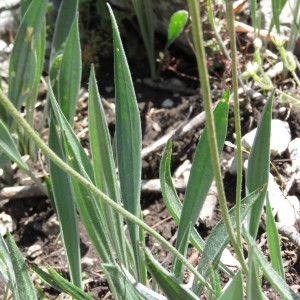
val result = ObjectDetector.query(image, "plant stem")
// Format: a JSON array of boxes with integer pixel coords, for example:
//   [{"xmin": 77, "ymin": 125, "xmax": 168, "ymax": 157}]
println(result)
[
  {"xmin": 187, "ymin": 0, "xmax": 248, "ymax": 275},
  {"xmin": 0, "ymin": 87, "xmax": 213, "ymax": 292},
  {"xmin": 224, "ymin": 0, "xmax": 243, "ymax": 251}
]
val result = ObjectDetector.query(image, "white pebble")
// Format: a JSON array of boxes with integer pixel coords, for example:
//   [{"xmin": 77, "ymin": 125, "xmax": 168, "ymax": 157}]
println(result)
[
  {"xmin": 242, "ymin": 119, "xmax": 291, "ymax": 156},
  {"xmin": 0, "ymin": 213, "xmax": 15, "ymax": 236},
  {"xmin": 276, "ymin": 196, "xmax": 300, "ymax": 226},
  {"xmin": 27, "ymin": 244, "xmax": 42, "ymax": 258},
  {"xmin": 43, "ymin": 215, "xmax": 60, "ymax": 236},
  {"xmin": 162, "ymin": 98, "xmax": 174, "ymax": 108},
  {"xmin": 288, "ymin": 138, "xmax": 300, "ymax": 171}
]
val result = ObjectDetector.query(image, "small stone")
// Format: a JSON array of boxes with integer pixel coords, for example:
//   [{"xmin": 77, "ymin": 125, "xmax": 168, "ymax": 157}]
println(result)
[
  {"xmin": 230, "ymin": 120, "xmax": 291, "ymax": 174},
  {"xmin": 276, "ymin": 196, "xmax": 300, "ymax": 226},
  {"xmin": 0, "ymin": 213, "xmax": 16, "ymax": 236},
  {"xmin": 81, "ymin": 257, "xmax": 96, "ymax": 269},
  {"xmin": 142, "ymin": 209, "xmax": 150, "ymax": 216},
  {"xmin": 199, "ymin": 181, "xmax": 218, "ymax": 225},
  {"xmin": 105, "ymin": 86, "xmax": 114, "ymax": 93},
  {"xmin": 220, "ymin": 248, "xmax": 241, "ymax": 271},
  {"xmin": 268, "ymin": 173, "xmax": 284, "ymax": 215},
  {"xmin": 151, "ymin": 121, "xmax": 161, "ymax": 132},
  {"xmin": 27, "ymin": 244, "xmax": 42, "ymax": 258},
  {"xmin": 288, "ymin": 138, "xmax": 300, "ymax": 171},
  {"xmin": 43, "ymin": 214, "xmax": 60, "ymax": 236},
  {"xmin": 242, "ymin": 119, "xmax": 291, "ymax": 156},
  {"xmin": 173, "ymin": 160, "xmax": 191, "ymax": 185},
  {"xmin": 162, "ymin": 98, "xmax": 174, "ymax": 108}
]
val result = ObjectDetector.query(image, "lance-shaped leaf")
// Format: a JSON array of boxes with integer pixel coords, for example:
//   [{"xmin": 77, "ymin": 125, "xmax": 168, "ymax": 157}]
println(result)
[
  {"xmin": 32, "ymin": 265, "xmax": 94, "ymax": 300},
  {"xmin": 49, "ymin": 84, "xmax": 116, "ymax": 265},
  {"xmin": 246, "ymin": 91, "xmax": 274, "ymax": 237},
  {"xmin": 243, "ymin": 228, "xmax": 300, "ymax": 300},
  {"xmin": 192, "ymin": 185, "xmax": 265, "ymax": 294},
  {"xmin": 58, "ymin": 16, "xmax": 81, "ymax": 124},
  {"xmin": 7, "ymin": 0, "xmax": 48, "ymax": 125},
  {"xmin": 108, "ymin": 4, "xmax": 145, "ymax": 282},
  {"xmin": 5, "ymin": 233, "xmax": 37, "ymax": 300},
  {"xmin": 173, "ymin": 92, "xmax": 229, "ymax": 279},
  {"xmin": 143, "ymin": 247, "xmax": 200, "ymax": 300},
  {"xmin": 88, "ymin": 66, "xmax": 128, "ymax": 268}
]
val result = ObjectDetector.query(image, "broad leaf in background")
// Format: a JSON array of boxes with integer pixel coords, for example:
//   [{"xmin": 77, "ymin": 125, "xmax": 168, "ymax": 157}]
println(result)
[
  {"xmin": 173, "ymin": 93, "xmax": 229, "ymax": 280},
  {"xmin": 246, "ymin": 91, "xmax": 274, "ymax": 237},
  {"xmin": 88, "ymin": 66, "xmax": 128, "ymax": 268},
  {"xmin": 108, "ymin": 5, "xmax": 146, "ymax": 283},
  {"xmin": 6, "ymin": 0, "xmax": 48, "ymax": 127}
]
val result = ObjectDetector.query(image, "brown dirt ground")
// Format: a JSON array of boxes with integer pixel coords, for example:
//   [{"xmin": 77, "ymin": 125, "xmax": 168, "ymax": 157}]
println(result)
[{"xmin": 1, "ymin": 13, "xmax": 300, "ymax": 300}]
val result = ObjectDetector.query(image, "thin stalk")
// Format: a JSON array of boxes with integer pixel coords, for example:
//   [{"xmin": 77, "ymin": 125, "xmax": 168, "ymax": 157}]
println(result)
[
  {"xmin": 224, "ymin": 0, "xmax": 243, "ymax": 249},
  {"xmin": 187, "ymin": 0, "xmax": 248, "ymax": 275},
  {"xmin": 0, "ymin": 88, "xmax": 213, "ymax": 293}
]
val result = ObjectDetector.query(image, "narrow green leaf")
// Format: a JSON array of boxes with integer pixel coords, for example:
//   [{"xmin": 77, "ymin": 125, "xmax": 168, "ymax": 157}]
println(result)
[
  {"xmin": 32, "ymin": 265, "xmax": 63, "ymax": 293},
  {"xmin": 0, "ymin": 234, "xmax": 9, "ymax": 284},
  {"xmin": 58, "ymin": 16, "xmax": 81, "ymax": 123},
  {"xmin": 49, "ymin": 84, "xmax": 116, "ymax": 265},
  {"xmin": 272, "ymin": 0, "xmax": 288, "ymax": 33},
  {"xmin": 243, "ymin": 228, "xmax": 300, "ymax": 300},
  {"xmin": 143, "ymin": 248, "xmax": 200, "ymax": 300},
  {"xmin": 130, "ymin": 0, "xmax": 155, "ymax": 78},
  {"xmin": 48, "ymin": 123, "xmax": 82, "ymax": 288},
  {"xmin": 265, "ymin": 195, "xmax": 285, "ymax": 279},
  {"xmin": 0, "ymin": 119, "xmax": 47, "ymax": 193},
  {"xmin": 159, "ymin": 139, "xmax": 234, "ymax": 278},
  {"xmin": 208, "ymin": 268, "xmax": 222, "ymax": 299},
  {"xmin": 5, "ymin": 232, "xmax": 37, "ymax": 300},
  {"xmin": 218, "ymin": 271, "xmax": 243, "ymax": 300},
  {"xmin": 7, "ymin": 0, "xmax": 48, "ymax": 125},
  {"xmin": 50, "ymin": 0, "xmax": 78, "ymax": 64},
  {"xmin": 246, "ymin": 91, "xmax": 274, "ymax": 237},
  {"xmin": 173, "ymin": 93, "xmax": 229, "ymax": 279},
  {"xmin": 102, "ymin": 264, "xmax": 144, "ymax": 300},
  {"xmin": 246, "ymin": 245, "xmax": 265, "ymax": 300},
  {"xmin": 25, "ymin": 21, "xmax": 46, "ymax": 158},
  {"xmin": 120, "ymin": 264, "xmax": 167, "ymax": 300},
  {"xmin": 108, "ymin": 4, "xmax": 145, "ymax": 282},
  {"xmin": 88, "ymin": 66, "xmax": 128, "ymax": 267},
  {"xmin": 0, "ymin": 119, "xmax": 28, "ymax": 171},
  {"xmin": 192, "ymin": 185, "xmax": 265, "ymax": 294},
  {"xmin": 33, "ymin": 265, "xmax": 94, "ymax": 300},
  {"xmin": 167, "ymin": 10, "xmax": 188, "ymax": 45}
]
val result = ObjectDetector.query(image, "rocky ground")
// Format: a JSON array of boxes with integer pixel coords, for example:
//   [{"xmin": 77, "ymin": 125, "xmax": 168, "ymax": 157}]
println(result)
[{"xmin": 1, "ymin": 1, "xmax": 300, "ymax": 299}]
